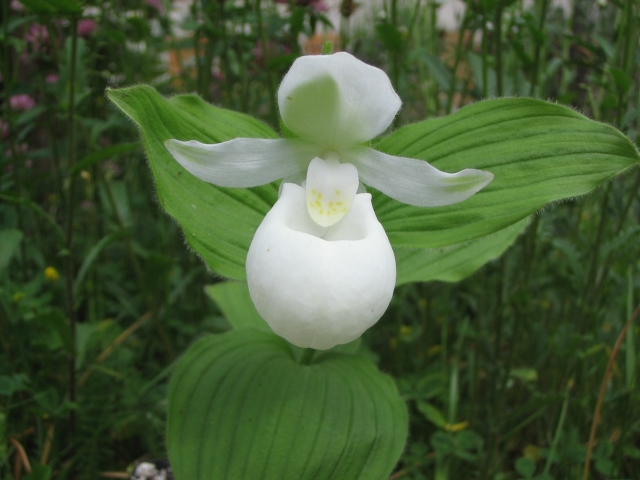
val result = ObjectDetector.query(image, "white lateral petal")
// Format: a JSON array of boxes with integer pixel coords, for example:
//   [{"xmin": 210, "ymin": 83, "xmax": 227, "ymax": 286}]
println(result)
[
  {"xmin": 164, "ymin": 138, "xmax": 321, "ymax": 187},
  {"xmin": 278, "ymin": 52, "xmax": 401, "ymax": 148},
  {"xmin": 246, "ymin": 183, "xmax": 396, "ymax": 350},
  {"xmin": 305, "ymin": 155, "xmax": 359, "ymax": 227},
  {"xmin": 345, "ymin": 147, "xmax": 494, "ymax": 207}
]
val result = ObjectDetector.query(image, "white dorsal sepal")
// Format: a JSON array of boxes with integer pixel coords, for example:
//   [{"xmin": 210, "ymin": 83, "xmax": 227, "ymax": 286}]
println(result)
[{"xmin": 305, "ymin": 153, "xmax": 359, "ymax": 227}]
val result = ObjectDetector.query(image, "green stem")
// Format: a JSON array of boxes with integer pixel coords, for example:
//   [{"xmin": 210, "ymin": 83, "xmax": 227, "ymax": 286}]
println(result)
[
  {"xmin": 339, "ymin": 8, "xmax": 351, "ymax": 52},
  {"xmin": 543, "ymin": 386, "xmax": 570, "ymax": 475},
  {"xmin": 99, "ymin": 168, "xmax": 145, "ymax": 289},
  {"xmin": 448, "ymin": 319, "xmax": 468, "ymax": 424},
  {"xmin": 626, "ymin": 266, "xmax": 635, "ymax": 390},
  {"xmin": 482, "ymin": 257, "xmax": 517, "ymax": 479},
  {"xmin": 65, "ymin": 15, "xmax": 80, "ymax": 441},
  {"xmin": 581, "ymin": 184, "xmax": 612, "ymax": 316},
  {"xmin": 445, "ymin": 13, "xmax": 468, "ymax": 114},
  {"xmin": 390, "ymin": 0, "xmax": 401, "ymax": 93},
  {"xmin": 256, "ymin": 0, "xmax": 278, "ymax": 127},
  {"xmin": 219, "ymin": 0, "xmax": 231, "ymax": 107},
  {"xmin": 428, "ymin": 0, "xmax": 438, "ymax": 113},
  {"xmin": 239, "ymin": 0, "xmax": 249, "ymax": 112},
  {"xmin": 192, "ymin": 1, "xmax": 205, "ymax": 98},
  {"xmin": 592, "ymin": 170, "xmax": 640, "ymax": 298},
  {"xmin": 194, "ymin": 27, "xmax": 204, "ymax": 97},
  {"xmin": 615, "ymin": 170, "xmax": 640, "ymax": 233},
  {"xmin": 559, "ymin": 2, "xmax": 575, "ymax": 98},
  {"xmin": 2, "ymin": 0, "xmax": 29, "ymax": 281},
  {"xmin": 615, "ymin": 0, "xmax": 634, "ymax": 128},
  {"xmin": 300, "ymin": 348, "xmax": 315, "ymax": 365},
  {"xmin": 481, "ymin": 18, "xmax": 488, "ymax": 98},
  {"xmin": 529, "ymin": 0, "xmax": 548, "ymax": 96},
  {"xmin": 406, "ymin": 0, "xmax": 423, "ymax": 40},
  {"xmin": 494, "ymin": 5, "xmax": 503, "ymax": 97}
]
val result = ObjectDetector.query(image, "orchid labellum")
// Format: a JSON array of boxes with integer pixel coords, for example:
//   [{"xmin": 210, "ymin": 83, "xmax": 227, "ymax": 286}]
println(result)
[{"xmin": 165, "ymin": 52, "xmax": 493, "ymax": 350}]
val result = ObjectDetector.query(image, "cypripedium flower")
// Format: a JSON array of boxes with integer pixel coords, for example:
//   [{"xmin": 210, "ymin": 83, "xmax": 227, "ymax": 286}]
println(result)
[{"xmin": 165, "ymin": 52, "xmax": 493, "ymax": 350}]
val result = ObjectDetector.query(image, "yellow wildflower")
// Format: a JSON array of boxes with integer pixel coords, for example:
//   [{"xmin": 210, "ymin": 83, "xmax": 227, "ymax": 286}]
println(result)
[
  {"xmin": 399, "ymin": 325, "xmax": 413, "ymax": 337},
  {"xmin": 444, "ymin": 420, "xmax": 469, "ymax": 432},
  {"xmin": 44, "ymin": 266, "xmax": 60, "ymax": 282}
]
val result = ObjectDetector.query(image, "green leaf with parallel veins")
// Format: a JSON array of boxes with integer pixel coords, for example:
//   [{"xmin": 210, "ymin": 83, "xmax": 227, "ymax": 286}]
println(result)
[
  {"xmin": 168, "ymin": 329, "xmax": 408, "ymax": 480},
  {"xmin": 395, "ymin": 218, "xmax": 529, "ymax": 285},
  {"xmin": 374, "ymin": 98, "xmax": 640, "ymax": 249},
  {"xmin": 107, "ymin": 85, "xmax": 278, "ymax": 281},
  {"xmin": 108, "ymin": 88, "xmax": 639, "ymax": 283}
]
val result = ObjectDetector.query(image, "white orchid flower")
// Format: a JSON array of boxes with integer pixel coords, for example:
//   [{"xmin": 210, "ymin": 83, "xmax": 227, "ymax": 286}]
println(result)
[{"xmin": 165, "ymin": 52, "xmax": 493, "ymax": 350}]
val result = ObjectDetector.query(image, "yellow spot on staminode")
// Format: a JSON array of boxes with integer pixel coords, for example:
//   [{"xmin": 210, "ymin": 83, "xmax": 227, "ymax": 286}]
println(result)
[
  {"xmin": 328, "ymin": 202, "xmax": 333, "ymax": 208},
  {"xmin": 327, "ymin": 211, "xmax": 331, "ymax": 216},
  {"xmin": 336, "ymin": 201, "xmax": 343, "ymax": 206},
  {"xmin": 312, "ymin": 189, "xmax": 317, "ymax": 194},
  {"xmin": 317, "ymin": 193, "xmax": 322, "ymax": 200},
  {"xmin": 315, "ymin": 200, "xmax": 321, "ymax": 207},
  {"xmin": 335, "ymin": 190, "xmax": 341, "ymax": 195},
  {"xmin": 319, "ymin": 209, "xmax": 324, "ymax": 214}
]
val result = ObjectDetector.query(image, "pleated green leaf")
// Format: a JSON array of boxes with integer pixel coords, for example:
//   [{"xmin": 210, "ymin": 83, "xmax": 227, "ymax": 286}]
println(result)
[
  {"xmin": 374, "ymin": 98, "xmax": 640, "ymax": 248},
  {"xmin": 168, "ymin": 329, "xmax": 408, "ymax": 480},
  {"xmin": 395, "ymin": 218, "xmax": 528, "ymax": 285},
  {"xmin": 108, "ymin": 87, "xmax": 639, "ymax": 283},
  {"xmin": 106, "ymin": 85, "xmax": 278, "ymax": 281}
]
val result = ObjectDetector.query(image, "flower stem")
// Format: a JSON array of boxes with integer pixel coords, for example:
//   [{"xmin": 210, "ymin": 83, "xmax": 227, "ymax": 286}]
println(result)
[{"xmin": 300, "ymin": 348, "xmax": 315, "ymax": 365}]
